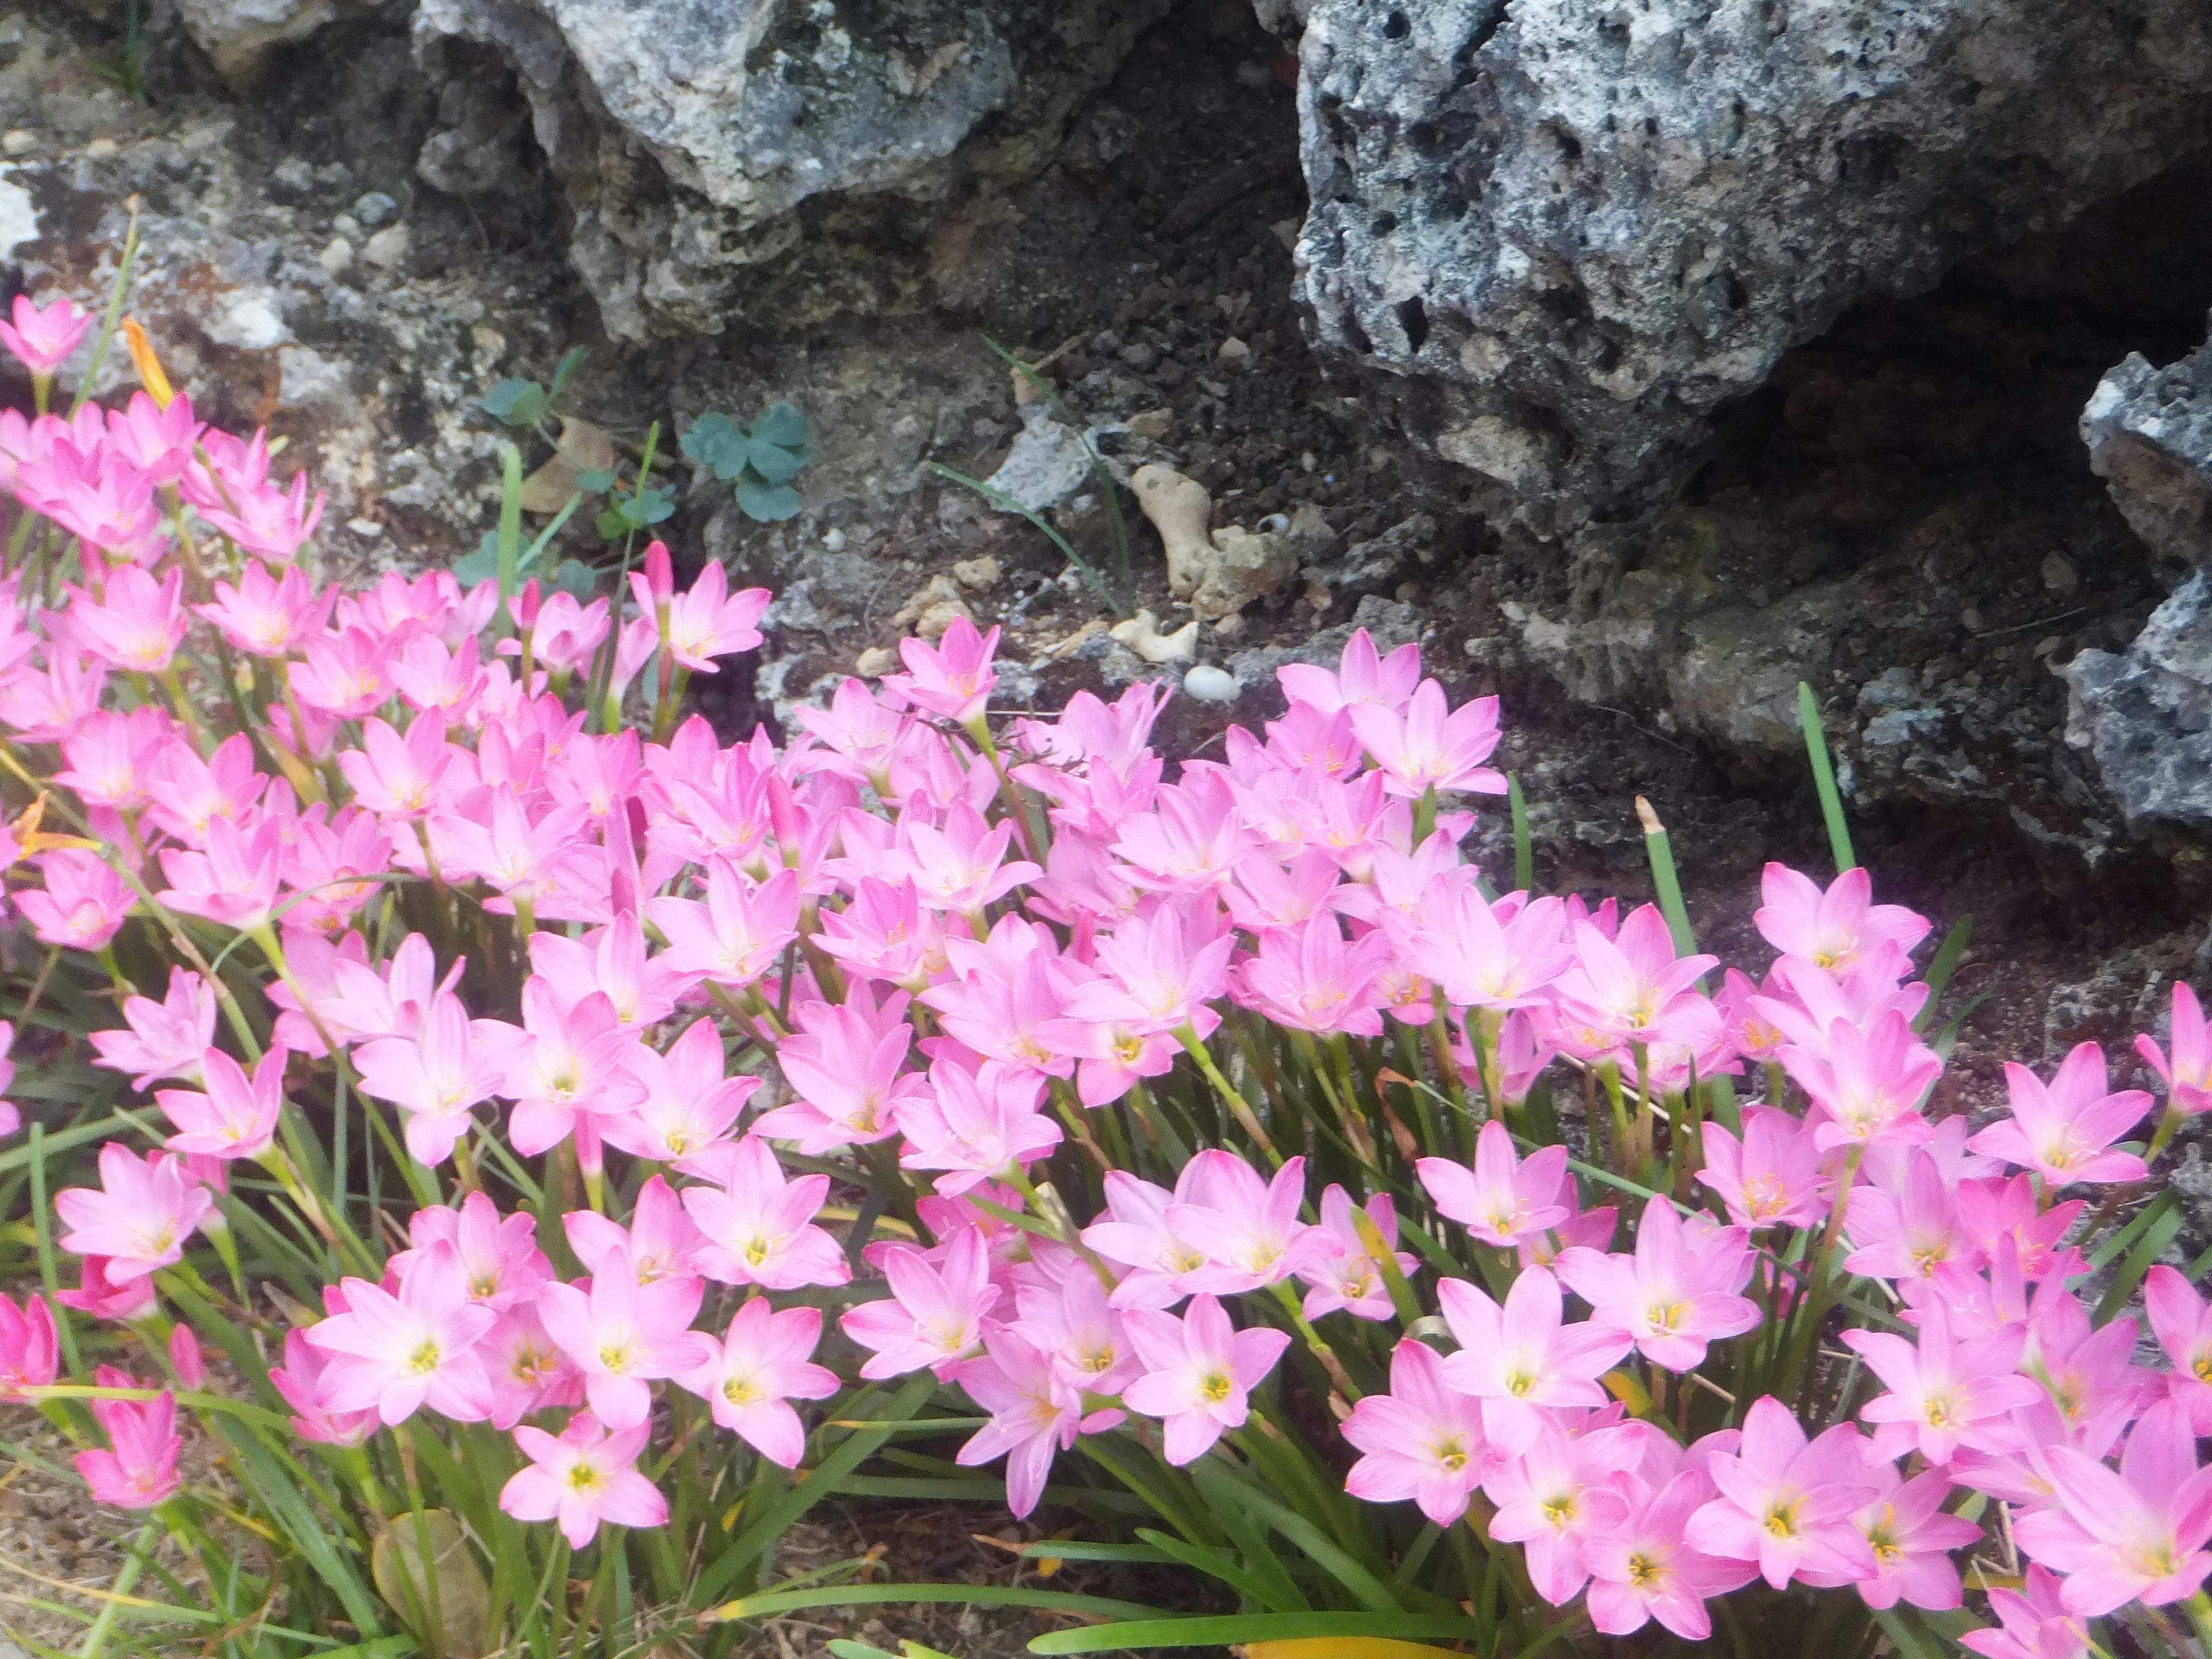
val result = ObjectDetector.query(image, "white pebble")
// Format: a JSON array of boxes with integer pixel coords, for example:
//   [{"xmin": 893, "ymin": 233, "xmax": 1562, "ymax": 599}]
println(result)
[{"xmin": 1181, "ymin": 665, "xmax": 1240, "ymax": 703}]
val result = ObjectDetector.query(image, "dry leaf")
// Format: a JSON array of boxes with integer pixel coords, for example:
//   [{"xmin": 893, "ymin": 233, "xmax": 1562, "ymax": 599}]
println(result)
[{"xmin": 518, "ymin": 415, "xmax": 618, "ymax": 515}]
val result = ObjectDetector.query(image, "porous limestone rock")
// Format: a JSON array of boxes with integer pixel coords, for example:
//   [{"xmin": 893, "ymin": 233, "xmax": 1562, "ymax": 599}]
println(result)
[
  {"xmin": 2065, "ymin": 571, "xmax": 2212, "ymax": 831},
  {"xmin": 2082, "ymin": 316, "xmax": 2212, "ymax": 569},
  {"xmin": 412, "ymin": 0, "xmax": 1172, "ymax": 339},
  {"xmin": 1293, "ymin": 0, "xmax": 2212, "ymax": 531},
  {"xmin": 176, "ymin": 0, "xmax": 348, "ymax": 85}
]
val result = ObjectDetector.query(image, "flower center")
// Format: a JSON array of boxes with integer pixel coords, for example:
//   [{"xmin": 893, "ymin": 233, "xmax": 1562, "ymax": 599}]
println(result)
[
  {"xmin": 1198, "ymin": 1370, "xmax": 1234, "ymax": 1404},
  {"xmin": 599, "ymin": 1343, "xmax": 635, "ymax": 1374},
  {"xmin": 407, "ymin": 1339, "xmax": 442, "ymax": 1374}
]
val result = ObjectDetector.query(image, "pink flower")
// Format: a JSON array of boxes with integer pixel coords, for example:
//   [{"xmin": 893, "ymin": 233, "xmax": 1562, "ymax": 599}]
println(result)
[
  {"xmin": 1418, "ymin": 1120, "xmax": 1571, "ymax": 1250},
  {"xmin": 896, "ymin": 1058, "xmax": 1061, "ymax": 1197},
  {"xmin": 0, "ymin": 1291, "xmax": 59, "ymax": 1400},
  {"xmin": 1484, "ymin": 1417, "xmax": 1641, "ymax": 1604},
  {"xmin": 1845, "ymin": 1149, "xmax": 1971, "ymax": 1282},
  {"xmin": 0, "ymin": 293, "xmax": 92, "ymax": 376},
  {"xmin": 55, "ymin": 1256, "xmax": 159, "ymax": 1322},
  {"xmin": 2137, "ymin": 980, "xmax": 2212, "ymax": 1118},
  {"xmin": 1121, "ymin": 1294, "xmax": 1290, "ymax": 1465},
  {"xmin": 647, "ymin": 862, "xmax": 800, "ymax": 987},
  {"xmin": 302, "ymin": 1243, "xmax": 497, "ymax": 1426},
  {"xmin": 752, "ymin": 990, "xmax": 922, "ymax": 1153},
  {"xmin": 650, "ymin": 562, "xmax": 771, "ymax": 673},
  {"xmin": 841, "ymin": 1229, "xmax": 1001, "ymax": 1380},
  {"xmin": 2013, "ymin": 1398, "xmax": 2212, "ymax": 1613},
  {"xmin": 268, "ymin": 1327, "xmax": 381, "ymax": 1446},
  {"xmin": 680, "ymin": 1135, "xmax": 850, "ymax": 1290},
  {"xmin": 67, "ymin": 567, "xmax": 187, "ymax": 673},
  {"xmin": 1850, "ymin": 1462, "xmax": 1982, "ymax": 1611},
  {"xmin": 1299, "ymin": 1186, "xmax": 1416, "ymax": 1321},
  {"xmin": 156, "ymin": 813, "xmax": 283, "ymax": 931},
  {"xmin": 90, "ymin": 969, "xmax": 217, "ymax": 1091},
  {"xmin": 1398, "ymin": 889, "xmax": 1572, "ymax": 1011},
  {"xmin": 15, "ymin": 849, "xmax": 132, "ymax": 950},
  {"xmin": 196, "ymin": 563, "xmax": 334, "ymax": 657},
  {"xmin": 535, "ymin": 1269, "xmax": 715, "ymax": 1431},
  {"xmin": 1233, "ymin": 914, "xmax": 1395, "ymax": 1035},
  {"xmin": 1551, "ymin": 905, "xmax": 1718, "ymax": 1049},
  {"xmin": 1556, "ymin": 1198, "xmax": 1760, "ymax": 1373},
  {"xmin": 1277, "ymin": 627, "xmax": 1422, "ymax": 714},
  {"xmin": 1012, "ymin": 1267, "xmax": 1142, "ymax": 1396},
  {"xmin": 501, "ymin": 984, "xmax": 644, "ymax": 1158},
  {"xmin": 1843, "ymin": 1301, "xmax": 2041, "ymax": 1466},
  {"xmin": 1967, "ymin": 1043, "xmax": 2151, "ymax": 1187},
  {"xmin": 1958, "ymin": 1565, "xmax": 2089, "ymax": 1659},
  {"xmin": 403, "ymin": 1191, "xmax": 553, "ymax": 1313},
  {"xmin": 1063, "ymin": 897, "xmax": 1233, "ymax": 1035},
  {"xmin": 1435, "ymin": 1267, "xmax": 1631, "ymax": 1455},
  {"xmin": 1346, "ymin": 679, "xmax": 1505, "ymax": 798},
  {"xmin": 1585, "ymin": 1471, "xmax": 1757, "ymax": 1640},
  {"xmin": 337, "ymin": 711, "xmax": 457, "ymax": 817},
  {"xmin": 1780, "ymin": 1010, "xmax": 1942, "ymax": 1152},
  {"xmin": 1164, "ymin": 1151, "xmax": 1337, "ymax": 1296},
  {"xmin": 676, "ymin": 1300, "xmax": 837, "ymax": 1466},
  {"xmin": 499, "ymin": 1412, "xmax": 666, "ymax": 1547},
  {"xmin": 1698, "ymin": 1105, "xmax": 1830, "ymax": 1229},
  {"xmin": 56, "ymin": 1143, "xmax": 214, "ymax": 1282},
  {"xmin": 1685, "ymin": 1395, "xmax": 1880, "ymax": 1589},
  {"xmin": 2146, "ymin": 1265, "xmax": 2212, "ymax": 1433},
  {"xmin": 601, "ymin": 1018, "xmax": 759, "ymax": 1164},
  {"xmin": 1343, "ymin": 1338, "xmax": 1493, "ymax": 1525},
  {"xmin": 353, "ymin": 993, "xmax": 521, "ymax": 1167},
  {"xmin": 882, "ymin": 615, "xmax": 999, "ymax": 725},
  {"xmin": 566, "ymin": 1176, "xmax": 703, "ymax": 1287},
  {"xmin": 952, "ymin": 1324, "xmax": 1116, "ymax": 1517},
  {"xmin": 195, "ymin": 465, "xmax": 325, "ymax": 566},
  {"xmin": 155, "ymin": 1044, "xmax": 287, "ymax": 1160},
  {"xmin": 75, "ymin": 1368, "xmax": 181, "ymax": 1510},
  {"xmin": 1753, "ymin": 863, "xmax": 1930, "ymax": 975}
]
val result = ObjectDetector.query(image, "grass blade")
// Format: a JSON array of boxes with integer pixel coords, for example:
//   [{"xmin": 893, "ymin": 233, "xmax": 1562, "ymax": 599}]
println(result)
[
  {"xmin": 1797, "ymin": 680, "xmax": 1856, "ymax": 873},
  {"xmin": 1027, "ymin": 1612, "xmax": 1490, "ymax": 1653},
  {"xmin": 1507, "ymin": 771, "xmax": 1533, "ymax": 895}
]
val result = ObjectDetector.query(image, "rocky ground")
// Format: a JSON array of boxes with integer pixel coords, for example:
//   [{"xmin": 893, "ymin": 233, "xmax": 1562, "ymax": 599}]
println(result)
[{"xmin": 7, "ymin": 0, "xmax": 2212, "ymax": 1647}]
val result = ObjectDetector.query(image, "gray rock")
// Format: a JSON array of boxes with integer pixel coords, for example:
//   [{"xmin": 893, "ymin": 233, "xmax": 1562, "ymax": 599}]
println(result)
[
  {"xmin": 176, "ymin": 0, "xmax": 344, "ymax": 85},
  {"xmin": 2082, "ymin": 314, "xmax": 2212, "ymax": 567},
  {"xmin": 984, "ymin": 407, "xmax": 1094, "ymax": 513},
  {"xmin": 1228, "ymin": 594, "xmax": 1424, "ymax": 693},
  {"xmin": 2065, "ymin": 570, "xmax": 2212, "ymax": 829},
  {"xmin": 1293, "ymin": 0, "xmax": 2212, "ymax": 531},
  {"xmin": 413, "ymin": 0, "xmax": 1172, "ymax": 339}
]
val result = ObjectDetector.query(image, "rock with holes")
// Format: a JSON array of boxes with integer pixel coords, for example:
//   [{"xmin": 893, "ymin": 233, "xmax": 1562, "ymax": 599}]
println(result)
[
  {"xmin": 1292, "ymin": 0, "xmax": 2212, "ymax": 534},
  {"xmin": 2064, "ymin": 569, "xmax": 2212, "ymax": 831},
  {"xmin": 2082, "ymin": 312, "xmax": 2212, "ymax": 568},
  {"xmin": 412, "ymin": 0, "xmax": 1171, "ymax": 339}
]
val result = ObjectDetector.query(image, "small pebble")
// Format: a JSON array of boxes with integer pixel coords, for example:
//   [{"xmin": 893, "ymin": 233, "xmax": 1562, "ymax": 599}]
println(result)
[
  {"xmin": 1216, "ymin": 336, "xmax": 1251, "ymax": 363},
  {"xmin": 2040, "ymin": 551, "xmax": 2079, "ymax": 596},
  {"xmin": 1181, "ymin": 665, "xmax": 1240, "ymax": 703},
  {"xmin": 820, "ymin": 527, "xmax": 846, "ymax": 552},
  {"xmin": 332, "ymin": 213, "xmax": 363, "ymax": 239},
  {"xmin": 855, "ymin": 646, "xmax": 899, "ymax": 677},
  {"xmin": 317, "ymin": 237, "xmax": 354, "ymax": 275},
  {"xmin": 83, "ymin": 137, "xmax": 119, "ymax": 159},
  {"xmin": 0, "ymin": 130, "xmax": 34, "ymax": 156},
  {"xmin": 352, "ymin": 190, "xmax": 398, "ymax": 228},
  {"xmin": 1119, "ymin": 342, "xmax": 1157, "ymax": 370},
  {"xmin": 361, "ymin": 225, "xmax": 411, "ymax": 271},
  {"xmin": 345, "ymin": 517, "xmax": 384, "ymax": 537},
  {"xmin": 1126, "ymin": 408, "xmax": 1173, "ymax": 442}
]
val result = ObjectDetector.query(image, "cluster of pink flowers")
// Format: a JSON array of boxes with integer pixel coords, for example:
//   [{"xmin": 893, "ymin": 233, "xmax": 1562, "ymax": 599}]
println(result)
[{"xmin": 6, "ymin": 296, "xmax": 2212, "ymax": 1654}]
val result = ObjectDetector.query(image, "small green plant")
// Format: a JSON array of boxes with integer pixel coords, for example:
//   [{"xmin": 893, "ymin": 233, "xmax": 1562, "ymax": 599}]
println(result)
[{"xmin": 680, "ymin": 402, "xmax": 815, "ymax": 522}]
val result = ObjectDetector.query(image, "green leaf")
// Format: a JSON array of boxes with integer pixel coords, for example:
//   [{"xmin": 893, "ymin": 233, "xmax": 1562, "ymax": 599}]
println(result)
[
  {"xmin": 736, "ymin": 478, "xmax": 801, "ymax": 521},
  {"xmin": 705, "ymin": 1584, "xmax": 1159, "ymax": 1625},
  {"xmin": 1027, "ymin": 1612, "xmax": 1490, "ymax": 1653},
  {"xmin": 1798, "ymin": 680, "xmax": 1857, "ymax": 873},
  {"xmin": 549, "ymin": 558, "xmax": 598, "ymax": 601},
  {"xmin": 453, "ymin": 543, "xmax": 498, "ymax": 586},
  {"xmin": 681, "ymin": 412, "xmax": 751, "ymax": 480},
  {"xmin": 481, "ymin": 378, "xmax": 548, "ymax": 427},
  {"xmin": 575, "ymin": 468, "xmax": 616, "ymax": 493},
  {"xmin": 752, "ymin": 400, "xmax": 810, "ymax": 449},
  {"xmin": 745, "ymin": 437, "xmax": 809, "ymax": 486},
  {"xmin": 548, "ymin": 345, "xmax": 589, "ymax": 400}
]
